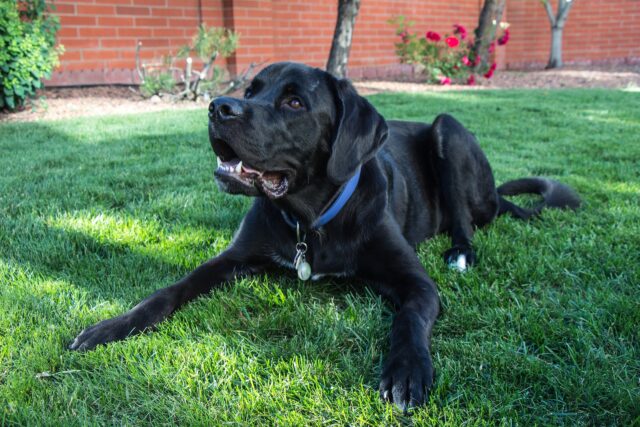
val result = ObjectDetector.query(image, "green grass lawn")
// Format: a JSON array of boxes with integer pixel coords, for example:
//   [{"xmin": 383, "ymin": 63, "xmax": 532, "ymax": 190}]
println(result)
[{"xmin": 1, "ymin": 89, "xmax": 639, "ymax": 425}]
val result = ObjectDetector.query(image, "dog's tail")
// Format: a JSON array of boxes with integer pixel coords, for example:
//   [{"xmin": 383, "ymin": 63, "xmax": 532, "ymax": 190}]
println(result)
[{"xmin": 497, "ymin": 177, "xmax": 581, "ymax": 220}]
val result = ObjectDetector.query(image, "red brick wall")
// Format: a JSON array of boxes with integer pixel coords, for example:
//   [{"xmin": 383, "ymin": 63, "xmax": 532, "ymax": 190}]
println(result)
[
  {"xmin": 506, "ymin": 0, "xmax": 640, "ymax": 69},
  {"xmin": 265, "ymin": 0, "xmax": 482, "ymax": 79},
  {"xmin": 50, "ymin": 0, "xmax": 227, "ymax": 85},
  {"xmin": 47, "ymin": 0, "xmax": 640, "ymax": 86}
]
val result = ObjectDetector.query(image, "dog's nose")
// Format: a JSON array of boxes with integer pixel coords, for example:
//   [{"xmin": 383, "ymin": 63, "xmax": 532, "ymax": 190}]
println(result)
[{"xmin": 209, "ymin": 97, "xmax": 244, "ymax": 121}]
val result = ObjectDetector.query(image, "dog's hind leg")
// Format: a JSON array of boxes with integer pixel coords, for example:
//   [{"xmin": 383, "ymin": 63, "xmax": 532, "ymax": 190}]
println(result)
[{"xmin": 429, "ymin": 114, "xmax": 500, "ymax": 269}]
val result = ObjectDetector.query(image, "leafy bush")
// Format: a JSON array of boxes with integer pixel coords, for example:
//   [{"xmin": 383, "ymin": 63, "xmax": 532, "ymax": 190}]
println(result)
[
  {"xmin": 177, "ymin": 25, "xmax": 239, "ymax": 63},
  {"xmin": 0, "ymin": 0, "xmax": 63, "ymax": 110},
  {"xmin": 140, "ymin": 72, "xmax": 176, "ymax": 98},
  {"xmin": 390, "ymin": 16, "xmax": 509, "ymax": 85},
  {"xmin": 175, "ymin": 25, "xmax": 239, "ymax": 99},
  {"xmin": 137, "ymin": 25, "xmax": 241, "ymax": 100}
]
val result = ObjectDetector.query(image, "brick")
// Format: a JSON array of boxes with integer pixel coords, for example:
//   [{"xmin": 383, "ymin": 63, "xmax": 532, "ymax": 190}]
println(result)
[
  {"xmin": 98, "ymin": 16, "xmax": 135, "ymax": 26},
  {"xmin": 59, "ymin": 50, "xmax": 82, "ymax": 61},
  {"xmin": 63, "ymin": 61, "xmax": 106, "ymax": 71},
  {"xmin": 116, "ymin": 6, "xmax": 151, "ymax": 15},
  {"xmin": 151, "ymin": 7, "xmax": 185, "ymax": 17},
  {"xmin": 83, "ymin": 50, "xmax": 121, "ymax": 60},
  {"xmin": 135, "ymin": 17, "xmax": 168, "ymax": 26},
  {"xmin": 107, "ymin": 60, "xmax": 136, "ymax": 68},
  {"xmin": 118, "ymin": 28, "xmax": 154, "ymax": 37},
  {"xmin": 138, "ymin": 38, "xmax": 170, "ymax": 47},
  {"xmin": 135, "ymin": 0, "xmax": 168, "ymax": 5},
  {"xmin": 76, "ymin": 5, "xmax": 116, "ymax": 15},
  {"xmin": 168, "ymin": 18, "xmax": 200, "ymax": 27},
  {"xmin": 93, "ymin": 0, "xmax": 132, "ymax": 4},
  {"xmin": 59, "ymin": 15, "xmax": 96, "ymax": 26},
  {"xmin": 101, "ymin": 38, "xmax": 139, "ymax": 48},
  {"xmin": 79, "ymin": 27, "xmax": 119, "ymax": 37},
  {"xmin": 52, "ymin": 3, "xmax": 76, "ymax": 14},
  {"xmin": 57, "ymin": 27, "xmax": 78, "ymax": 37},
  {"xmin": 153, "ymin": 28, "xmax": 186, "ymax": 37},
  {"xmin": 58, "ymin": 38, "xmax": 100, "ymax": 48}
]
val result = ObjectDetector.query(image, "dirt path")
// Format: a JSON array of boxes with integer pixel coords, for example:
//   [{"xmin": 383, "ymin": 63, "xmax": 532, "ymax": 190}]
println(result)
[
  {"xmin": 2, "ymin": 64, "xmax": 638, "ymax": 123},
  {"xmin": 355, "ymin": 64, "xmax": 640, "ymax": 95}
]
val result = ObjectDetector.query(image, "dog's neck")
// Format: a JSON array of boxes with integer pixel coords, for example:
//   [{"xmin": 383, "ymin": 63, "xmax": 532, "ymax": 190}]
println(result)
[
  {"xmin": 272, "ymin": 160, "xmax": 387, "ymax": 238},
  {"xmin": 275, "ymin": 179, "xmax": 342, "ymax": 229}
]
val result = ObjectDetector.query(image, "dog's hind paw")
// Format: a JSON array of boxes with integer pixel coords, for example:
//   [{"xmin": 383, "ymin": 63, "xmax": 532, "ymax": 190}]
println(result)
[
  {"xmin": 444, "ymin": 246, "xmax": 476, "ymax": 271},
  {"xmin": 450, "ymin": 254, "xmax": 467, "ymax": 271}
]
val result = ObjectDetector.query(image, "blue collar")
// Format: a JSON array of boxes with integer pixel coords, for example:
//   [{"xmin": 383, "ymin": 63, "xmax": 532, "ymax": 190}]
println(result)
[{"xmin": 281, "ymin": 167, "xmax": 361, "ymax": 230}]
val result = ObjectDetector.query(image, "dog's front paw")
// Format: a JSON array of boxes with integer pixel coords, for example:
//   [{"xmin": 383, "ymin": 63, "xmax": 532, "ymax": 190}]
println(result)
[
  {"xmin": 379, "ymin": 345, "xmax": 434, "ymax": 412},
  {"xmin": 69, "ymin": 314, "xmax": 137, "ymax": 351},
  {"xmin": 443, "ymin": 245, "xmax": 476, "ymax": 271}
]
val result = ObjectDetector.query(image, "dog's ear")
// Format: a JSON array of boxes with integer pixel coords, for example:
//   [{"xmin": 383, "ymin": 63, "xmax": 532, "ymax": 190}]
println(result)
[{"xmin": 327, "ymin": 78, "xmax": 388, "ymax": 184}]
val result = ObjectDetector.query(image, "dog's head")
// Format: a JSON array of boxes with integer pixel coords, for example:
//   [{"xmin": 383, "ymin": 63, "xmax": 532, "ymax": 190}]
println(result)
[{"xmin": 208, "ymin": 62, "xmax": 388, "ymax": 198}]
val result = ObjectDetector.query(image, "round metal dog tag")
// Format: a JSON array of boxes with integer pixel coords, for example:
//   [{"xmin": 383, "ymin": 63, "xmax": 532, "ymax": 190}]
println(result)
[{"xmin": 297, "ymin": 261, "xmax": 312, "ymax": 281}]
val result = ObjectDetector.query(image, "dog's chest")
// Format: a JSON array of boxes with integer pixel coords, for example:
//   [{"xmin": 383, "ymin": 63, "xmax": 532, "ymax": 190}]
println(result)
[{"xmin": 271, "ymin": 236, "xmax": 356, "ymax": 281}]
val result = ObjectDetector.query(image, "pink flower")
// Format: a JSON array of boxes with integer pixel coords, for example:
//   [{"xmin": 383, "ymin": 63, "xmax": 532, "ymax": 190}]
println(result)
[
  {"xmin": 426, "ymin": 31, "xmax": 441, "ymax": 42},
  {"xmin": 461, "ymin": 56, "xmax": 472, "ymax": 66},
  {"xmin": 440, "ymin": 76, "xmax": 452, "ymax": 85},
  {"xmin": 484, "ymin": 62, "xmax": 497, "ymax": 79},
  {"xmin": 445, "ymin": 36, "xmax": 460, "ymax": 48},
  {"xmin": 497, "ymin": 28, "xmax": 510, "ymax": 46},
  {"xmin": 453, "ymin": 24, "xmax": 467, "ymax": 40},
  {"xmin": 467, "ymin": 74, "xmax": 476, "ymax": 85},
  {"xmin": 488, "ymin": 41, "xmax": 496, "ymax": 54},
  {"xmin": 400, "ymin": 30, "xmax": 409, "ymax": 44}
]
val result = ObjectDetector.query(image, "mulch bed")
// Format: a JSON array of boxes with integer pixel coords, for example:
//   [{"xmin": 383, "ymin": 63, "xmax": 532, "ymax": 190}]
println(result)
[{"xmin": 2, "ymin": 64, "xmax": 638, "ymax": 123}]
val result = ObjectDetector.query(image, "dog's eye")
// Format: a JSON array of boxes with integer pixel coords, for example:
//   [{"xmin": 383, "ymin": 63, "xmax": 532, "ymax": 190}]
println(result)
[{"xmin": 284, "ymin": 97, "xmax": 304, "ymax": 110}]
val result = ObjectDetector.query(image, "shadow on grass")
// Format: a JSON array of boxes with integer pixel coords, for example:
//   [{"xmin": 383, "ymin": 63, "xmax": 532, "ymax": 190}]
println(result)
[{"xmin": 1, "ymin": 120, "xmax": 390, "ymax": 403}]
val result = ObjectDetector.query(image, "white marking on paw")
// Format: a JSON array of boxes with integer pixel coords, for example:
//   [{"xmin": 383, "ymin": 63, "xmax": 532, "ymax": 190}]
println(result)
[{"xmin": 449, "ymin": 254, "xmax": 467, "ymax": 272}]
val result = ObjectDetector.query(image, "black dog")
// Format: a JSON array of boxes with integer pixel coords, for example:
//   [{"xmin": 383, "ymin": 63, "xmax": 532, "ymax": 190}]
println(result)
[{"xmin": 70, "ymin": 62, "xmax": 580, "ymax": 410}]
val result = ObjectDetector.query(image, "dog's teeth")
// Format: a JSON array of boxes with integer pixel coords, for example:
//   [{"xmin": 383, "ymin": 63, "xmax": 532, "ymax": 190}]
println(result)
[
  {"xmin": 216, "ymin": 157, "xmax": 221, "ymax": 167},
  {"xmin": 235, "ymin": 161, "xmax": 243, "ymax": 173}
]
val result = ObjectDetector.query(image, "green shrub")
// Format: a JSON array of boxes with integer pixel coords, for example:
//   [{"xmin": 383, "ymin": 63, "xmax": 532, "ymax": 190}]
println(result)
[
  {"xmin": 0, "ymin": 0, "xmax": 63, "ymax": 110},
  {"xmin": 176, "ymin": 24, "xmax": 239, "ymax": 99},
  {"xmin": 140, "ymin": 72, "xmax": 176, "ymax": 98},
  {"xmin": 137, "ymin": 25, "xmax": 239, "ymax": 100}
]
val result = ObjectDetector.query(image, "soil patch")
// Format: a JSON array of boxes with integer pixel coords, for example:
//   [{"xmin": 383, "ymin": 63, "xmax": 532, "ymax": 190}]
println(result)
[{"xmin": 2, "ymin": 64, "xmax": 638, "ymax": 123}]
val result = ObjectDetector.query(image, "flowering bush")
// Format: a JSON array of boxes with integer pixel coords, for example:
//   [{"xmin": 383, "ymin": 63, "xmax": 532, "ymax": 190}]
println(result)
[{"xmin": 390, "ymin": 16, "xmax": 510, "ymax": 85}]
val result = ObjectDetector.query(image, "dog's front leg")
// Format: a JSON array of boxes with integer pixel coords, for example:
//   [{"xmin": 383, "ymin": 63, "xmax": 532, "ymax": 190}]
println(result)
[
  {"xmin": 70, "ymin": 204, "xmax": 271, "ymax": 351},
  {"xmin": 358, "ymin": 222, "xmax": 440, "ymax": 411},
  {"xmin": 69, "ymin": 250, "xmax": 262, "ymax": 351}
]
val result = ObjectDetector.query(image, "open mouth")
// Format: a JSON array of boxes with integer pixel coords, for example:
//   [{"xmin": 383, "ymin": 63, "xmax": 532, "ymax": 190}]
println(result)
[{"xmin": 212, "ymin": 138, "xmax": 289, "ymax": 198}]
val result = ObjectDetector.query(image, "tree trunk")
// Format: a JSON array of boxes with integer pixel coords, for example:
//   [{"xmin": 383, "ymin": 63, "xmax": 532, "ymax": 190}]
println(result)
[
  {"xmin": 472, "ymin": 0, "xmax": 506, "ymax": 71},
  {"xmin": 543, "ymin": 0, "xmax": 575, "ymax": 69},
  {"xmin": 326, "ymin": 0, "xmax": 361, "ymax": 79},
  {"xmin": 547, "ymin": 26, "xmax": 564, "ymax": 69}
]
